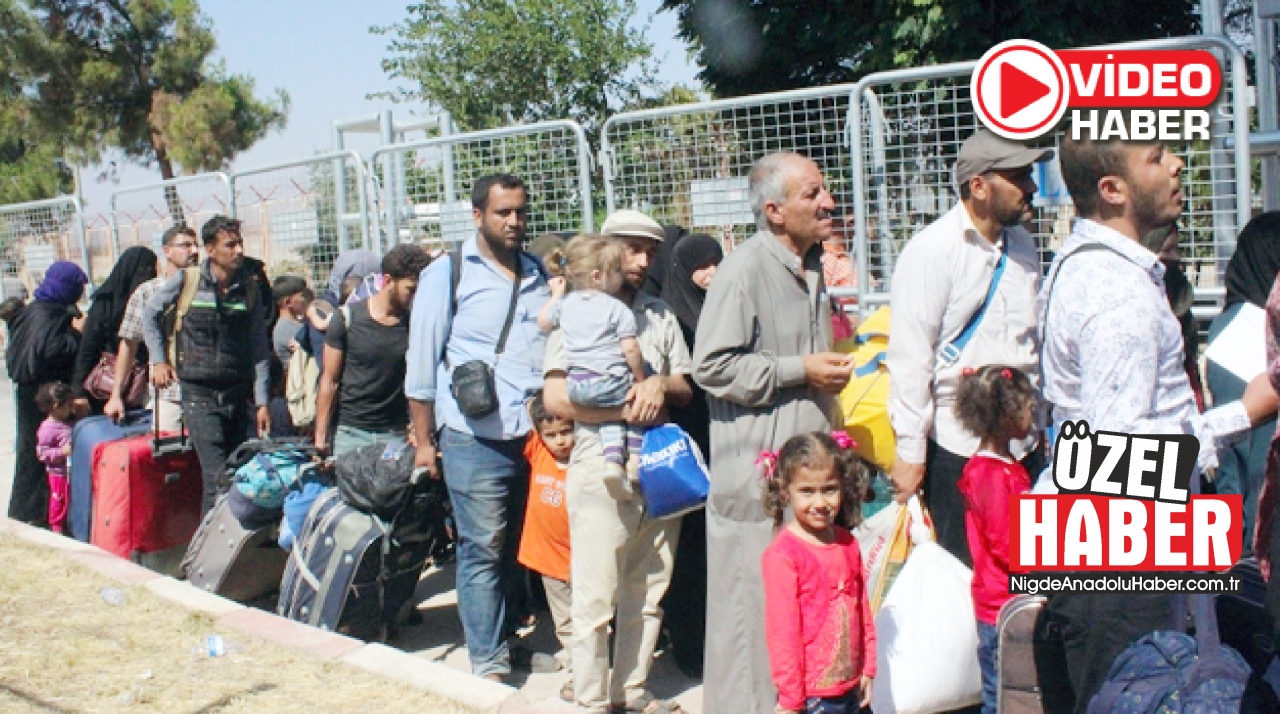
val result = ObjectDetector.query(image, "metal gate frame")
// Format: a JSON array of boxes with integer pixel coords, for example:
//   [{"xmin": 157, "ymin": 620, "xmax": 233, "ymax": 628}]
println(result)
[
  {"xmin": 230, "ymin": 150, "xmax": 374, "ymax": 257},
  {"xmin": 849, "ymin": 34, "xmax": 1251, "ymax": 314},
  {"xmin": 370, "ymin": 120, "xmax": 595, "ymax": 250},
  {"xmin": 109, "ymin": 172, "xmax": 234, "ymax": 258},
  {"xmin": 0, "ymin": 195, "xmax": 93, "ymax": 296},
  {"xmin": 599, "ymin": 83, "xmax": 859, "ymax": 237}
]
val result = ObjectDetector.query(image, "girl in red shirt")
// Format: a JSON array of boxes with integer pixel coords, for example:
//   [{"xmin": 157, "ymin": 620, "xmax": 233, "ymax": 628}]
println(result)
[
  {"xmin": 953, "ymin": 365, "xmax": 1037, "ymax": 714},
  {"xmin": 760, "ymin": 431, "xmax": 875, "ymax": 714}
]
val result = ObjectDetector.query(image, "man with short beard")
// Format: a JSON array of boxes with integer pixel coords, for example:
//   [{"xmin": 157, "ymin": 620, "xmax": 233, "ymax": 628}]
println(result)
[
  {"xmin": 315, "ymin": 243, "xmax": 430, "ymax": 457},
  {"xmin": 1036, "ymin": 127, "xmax": 1276, "ymax": 712},
  {"xmin": 405, "ymin": 174, "xmax": 551, "ymax": 683},
  {"xmin": 888, "ymin": 129, "xmax": 1052, "ymax": 567}
]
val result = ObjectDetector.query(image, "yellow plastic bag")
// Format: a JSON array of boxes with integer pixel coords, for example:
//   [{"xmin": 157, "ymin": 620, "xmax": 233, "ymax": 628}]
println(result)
[{"xmin": 839, "ymin": 306, "xmax": 896, "ymax": 473}]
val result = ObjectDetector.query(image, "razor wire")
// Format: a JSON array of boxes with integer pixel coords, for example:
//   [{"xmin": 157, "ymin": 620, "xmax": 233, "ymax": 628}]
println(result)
[
  {"xmin": 601, "ymin": 86, "xmax": 859, "ymax": 250},
  {"xmin": 110, "ymin": 173, "xmax": 233, "ymax": 258},
  {"xmin": 851, "ymin": 35, "xmax": 1251, "ymax": 312},
  {"xmin": 371, "ymin": 120, "xmax": 593, "ymax": 253},
  {"xmin": 230, "ymin": 151, "xmax": 372, "ymax": 289},
  {"xmin": 0, "ymin": 196, "xmax": 91, "ymax": 300}
]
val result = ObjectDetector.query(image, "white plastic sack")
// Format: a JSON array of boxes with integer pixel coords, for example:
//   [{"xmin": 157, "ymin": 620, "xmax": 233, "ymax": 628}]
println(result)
[
  {"xmin": 853, "ymin": 500, "xmax": 905, "ymax": 605},
  {"xmin": 871, "ymin": 497, "xmax": 982, "ymax": 714}
]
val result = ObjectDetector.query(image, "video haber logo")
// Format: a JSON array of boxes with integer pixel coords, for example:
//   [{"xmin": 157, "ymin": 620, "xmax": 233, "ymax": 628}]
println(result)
[
  {"xmin": 1009, "ymin": 421, "xmax": 1242, "ymax": 572},
  {"xmin": 971, "ymin": 39, "xmax": 1222, "ymax": 142}
]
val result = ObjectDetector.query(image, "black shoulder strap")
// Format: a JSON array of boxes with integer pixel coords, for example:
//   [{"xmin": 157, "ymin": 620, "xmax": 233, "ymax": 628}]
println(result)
[{"xmin": 443, "ymin": 247, "xmax": 537, "ymax": 365}]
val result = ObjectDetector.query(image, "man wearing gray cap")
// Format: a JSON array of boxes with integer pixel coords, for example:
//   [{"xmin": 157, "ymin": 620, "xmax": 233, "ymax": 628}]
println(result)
[
  {"xmin": 887, "ymin": 128, "xmax": 1052, "ymax": 565},
  {"xmin": 543, "ymin": 208, "xmax": 693, "ymax": 713}
]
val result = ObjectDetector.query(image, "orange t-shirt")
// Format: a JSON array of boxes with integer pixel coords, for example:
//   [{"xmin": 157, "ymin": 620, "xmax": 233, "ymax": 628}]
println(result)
[{"xmin": 517, "ymin": 433, "xmax": 571, "ymax": 582}]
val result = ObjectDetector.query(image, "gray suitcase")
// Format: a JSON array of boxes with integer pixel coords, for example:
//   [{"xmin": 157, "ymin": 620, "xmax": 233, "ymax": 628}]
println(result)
[
  {"xmin": 998, "ymin": 594, "xmax": 1047, "ymax": 714},
  {"xmin": 182, "ymin": 495, "xmax": 289, "ymax": 604}
]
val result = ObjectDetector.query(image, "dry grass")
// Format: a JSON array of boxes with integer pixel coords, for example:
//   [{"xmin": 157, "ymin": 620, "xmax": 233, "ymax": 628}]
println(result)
[{"xmin": 0, "ymin": 532, "xmax": 476, "ymax": 714}]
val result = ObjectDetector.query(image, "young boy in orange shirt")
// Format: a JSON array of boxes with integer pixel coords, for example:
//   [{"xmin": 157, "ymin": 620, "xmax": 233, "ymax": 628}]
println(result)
[{"xmin": 519, "ymin": 393, "xmax": 575, "ymax": 671}]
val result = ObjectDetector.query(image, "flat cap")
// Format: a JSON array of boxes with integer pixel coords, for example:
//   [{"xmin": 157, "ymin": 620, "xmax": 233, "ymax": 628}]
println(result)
[{"xmin": 601, "ymin": 209, "xmax": 664, "ymax": 242}]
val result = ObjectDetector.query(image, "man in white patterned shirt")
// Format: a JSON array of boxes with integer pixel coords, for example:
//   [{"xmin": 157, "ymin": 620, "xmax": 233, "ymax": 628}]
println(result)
[
  {"xmin": 1036, "ymin": 122, "xmax": 1277, "ymax": 712},
  {"xmin": 104, "ymin": 225, "xmax": 200, "ymax": 431}
]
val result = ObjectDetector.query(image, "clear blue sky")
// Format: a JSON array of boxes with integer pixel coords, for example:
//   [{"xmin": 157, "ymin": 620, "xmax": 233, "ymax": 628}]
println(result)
[{"xmin": 80, "ymin": 0, "xmax": 699, "ymax": 213}]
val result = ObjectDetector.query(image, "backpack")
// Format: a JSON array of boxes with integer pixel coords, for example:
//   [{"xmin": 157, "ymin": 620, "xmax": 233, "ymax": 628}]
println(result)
[
  {"xmin": 1087, "ymin": 594, "xmax": 1251, "ymax": 713},
  {"xmin": 163, "ymin": 265, "xmax": 258, "ymax": 366},
  {"xmin": 224, "ymin": 439, "xmax": 321, "ymax": 512},
  {"xmin": 838, "ymin": 306, "xmax": 895, "ymax": 472},
  {"xmin": 286, "ymin": 343, "xmax": 320, "ymax": 428}
]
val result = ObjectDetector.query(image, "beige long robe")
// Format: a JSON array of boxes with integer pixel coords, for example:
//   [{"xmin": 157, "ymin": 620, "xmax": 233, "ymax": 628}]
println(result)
[{"xmin": 693, "ymin": 231, "xmax": 839, "ymax": 713}]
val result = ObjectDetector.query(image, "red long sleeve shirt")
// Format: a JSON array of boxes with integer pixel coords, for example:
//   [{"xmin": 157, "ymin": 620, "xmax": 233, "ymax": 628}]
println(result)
[
  {"xmin": 763, "ymin": 526, "xmax": 876, "ymax": 711},
  {"xmin": 957, "ymin": 451, "xmax": 1032, "ymax": 625}
]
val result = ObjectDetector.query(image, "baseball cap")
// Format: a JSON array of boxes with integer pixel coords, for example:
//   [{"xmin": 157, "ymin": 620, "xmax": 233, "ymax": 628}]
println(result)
[
  {"xmin": 601, "ymin": 209, "xmax": 664, "ymax": 242},
  {"xmin": 954, "ymin": 129, "xmax": 1054, "ymax": 188}
]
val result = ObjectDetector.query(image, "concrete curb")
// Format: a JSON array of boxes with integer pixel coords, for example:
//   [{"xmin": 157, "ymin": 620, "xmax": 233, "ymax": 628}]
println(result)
[{"xmin": 2, "ymin": 517, "xmax": 531, "ymax": 713}]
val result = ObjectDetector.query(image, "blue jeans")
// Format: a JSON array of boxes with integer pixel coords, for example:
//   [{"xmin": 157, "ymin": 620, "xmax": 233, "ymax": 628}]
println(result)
[
  {"xmin": 440, "ymin": 427, "xmax": 529, "ymax": 677},
  {"xmin": 567, "ymin": 369, "xmax": 640, "ymax": 466},
  {"xmin": 332, "ymin": 424, "xmax": 405, "ymax": 458},
  {"xmin": 803, "ymin": 687, "xmax": 861, "ymax": 713},
  {"xmin": 977, "ymin": 619, "xmax": 999, "ymax": 714}
]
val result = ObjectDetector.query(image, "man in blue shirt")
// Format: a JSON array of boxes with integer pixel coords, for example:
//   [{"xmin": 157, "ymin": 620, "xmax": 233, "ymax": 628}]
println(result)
[{"xmin": 406, "ymin": 174, "xmax": 551, "ymax": 682}]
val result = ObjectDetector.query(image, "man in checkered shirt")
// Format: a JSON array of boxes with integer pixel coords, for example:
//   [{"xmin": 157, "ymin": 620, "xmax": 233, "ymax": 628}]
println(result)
[{"xmin": 103, "ymin": 225, "xmax": 200, "ymax": 430}]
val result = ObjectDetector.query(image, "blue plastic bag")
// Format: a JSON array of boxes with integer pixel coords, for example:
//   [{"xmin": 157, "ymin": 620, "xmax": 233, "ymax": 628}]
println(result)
[
  {"xmin": 279, "ymin": 481, "xmax": 333, "ymax": 551},
  {"xmin": 637, "ymin": 424, "xmax": 710, "ymax": 519}
]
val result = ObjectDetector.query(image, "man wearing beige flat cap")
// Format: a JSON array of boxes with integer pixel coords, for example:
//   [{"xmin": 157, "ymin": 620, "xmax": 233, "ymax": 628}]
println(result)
[
  {"xmin": 543, "ymin": 207, "xmax": 694, "ymax": 713},
  {"xmin": 887, "ymin": 128, "xmax": 1053, "ymax": 567}
]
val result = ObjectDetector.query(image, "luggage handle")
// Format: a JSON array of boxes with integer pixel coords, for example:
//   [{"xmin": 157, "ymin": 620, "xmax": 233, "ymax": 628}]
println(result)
[{"xmin": 151, "ymin": 385, "xmax": 192, "ymax": 459}]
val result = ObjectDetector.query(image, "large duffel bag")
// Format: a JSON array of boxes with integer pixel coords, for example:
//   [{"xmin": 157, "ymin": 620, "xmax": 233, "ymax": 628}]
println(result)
[{"xmin": 275, "ymin": 483, "xmax": 442, "ymax": 642}]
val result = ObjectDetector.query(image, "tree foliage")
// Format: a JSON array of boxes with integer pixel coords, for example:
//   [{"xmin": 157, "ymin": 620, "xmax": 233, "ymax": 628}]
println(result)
[
  {"xmin": 375, "ymin": 0, "xmax": 662, "ymax": 144},
  {"xmin": 0, "ymin": 0, "xmax": 289, "ymax": 206},
  {"xmin": 662, "ymin": 0, "xmax": 1199, "ymax": 97}
]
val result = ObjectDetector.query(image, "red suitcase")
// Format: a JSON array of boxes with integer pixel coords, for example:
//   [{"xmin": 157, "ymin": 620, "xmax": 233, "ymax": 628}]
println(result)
[{"xmin": 90, "ymin": 432, "xmax": 203, "ymax": 561}]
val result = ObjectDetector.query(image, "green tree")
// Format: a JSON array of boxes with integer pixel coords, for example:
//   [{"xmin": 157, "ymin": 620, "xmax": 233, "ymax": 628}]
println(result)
[
  {"xmin": 375, "ymin": 0, "xmax": 661, "ymax": 146},
  {"xmin": 1, "ymin": 0, "xmax": 289, "ymax": 213},
  {"xmin": 662, "ymin": 0, "xmax": 1198, "ymax": 97}
]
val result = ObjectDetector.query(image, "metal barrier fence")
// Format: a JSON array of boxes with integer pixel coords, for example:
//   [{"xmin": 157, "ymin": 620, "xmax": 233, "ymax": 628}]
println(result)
[
  {"xmin": 110, "ymin": 173, "xmax": 234, "ymax": 257},
  {"xmin": 850, "ymin": 35, "xmax": 1251, "ymax": 311},
  {"xmin": 231, "ymin": 151, "xmax": 372, "ymax": 290},
  {"xmin": 601, "ymin": 85, "xmax": 858, "ymax": 248},
  {"xmin": 0, "ymin": 196, "xmax": 92, "ymax": 299},
  {"xmin": 371, "ymin": 120, "xmax": 593, "ymax": 252}
]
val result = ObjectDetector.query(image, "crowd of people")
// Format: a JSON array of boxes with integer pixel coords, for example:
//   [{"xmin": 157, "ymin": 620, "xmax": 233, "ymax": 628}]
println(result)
[{"xmin": 7, "ymin": 122, "xmax": 1280, "ymax": 714}]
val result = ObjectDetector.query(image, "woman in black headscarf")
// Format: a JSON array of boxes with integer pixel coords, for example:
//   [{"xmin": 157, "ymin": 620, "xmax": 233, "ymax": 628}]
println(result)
[
  {"xmin": 1207, "ymin": 212, "xmax": 1280, "ymax": 552},
  {"xmin": 7, "ymin": 261, "xmax": 88, "ymax": 525},
  {"xmin": 72, "ymin": 246, "xmax": 158, "ymax": 414},
  {"xmin": 658, "ymin": 232, "xmax": 723, "ymax": 678}
]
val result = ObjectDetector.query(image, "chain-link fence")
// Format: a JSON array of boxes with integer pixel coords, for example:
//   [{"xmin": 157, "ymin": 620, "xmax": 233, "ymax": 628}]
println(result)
[
  {"xmin": 230, "ymin": 151, "xmax": 373, "ymax": 289},
  {"xmin": 110, "ymin": 173, "xmax": 234, "ymax": 258},
  {"xmin": 371, "ymin": 120, "xmax": 593, "ymax": 253},
  {"xmin": 0, "ymin": 196, "xmax": 92, "ymax": 299},
  {"xmin": 850, "ymin": 35, "xmax": 1251, "ymax": 313},
  {"xmin": 602, "ymin": 86, "xmax": 858, "ymax": 249}
]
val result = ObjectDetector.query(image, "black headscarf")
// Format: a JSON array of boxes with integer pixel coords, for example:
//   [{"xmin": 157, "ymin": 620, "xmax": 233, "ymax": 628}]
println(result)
[
  {"xmin": 93, "ymin": 246, "xmax": 158, "ymax": 335},
  {"xmin": 642, "ymin": 224, "xmax": 689, "ymax": 298},
  {"xmin": 663, "ymin": 234, "xmax": 724, "ymax": 348},
  {"xmin": 1225, "ymin": 212, "xmax": 1280, "ymax": 309}
]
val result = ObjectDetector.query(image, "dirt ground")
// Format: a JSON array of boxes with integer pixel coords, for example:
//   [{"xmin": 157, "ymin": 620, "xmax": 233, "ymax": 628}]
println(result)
[{"xmin": 0, "ymin": 532, "xmax": 475, "ymax": 714}]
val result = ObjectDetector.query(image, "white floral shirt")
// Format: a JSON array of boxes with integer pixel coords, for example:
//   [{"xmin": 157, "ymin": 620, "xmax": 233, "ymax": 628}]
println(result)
[{"xmin": 1038, "ymin": 218, "xmax": 1249, "ymax": 472}]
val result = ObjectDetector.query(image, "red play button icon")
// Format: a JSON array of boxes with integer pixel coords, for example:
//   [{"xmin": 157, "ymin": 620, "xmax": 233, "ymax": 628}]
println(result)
[
  {"xmin": 971, "ymin": 39, "xmax": 1069, "ymax": 140},
  {"xmin": 1000, "ymin": 62, "xmax": 1051, "ymax": 119}
]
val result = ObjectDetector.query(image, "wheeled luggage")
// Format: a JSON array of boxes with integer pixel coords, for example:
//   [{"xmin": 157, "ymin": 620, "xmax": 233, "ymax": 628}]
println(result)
[
  {"xmin": 89, "ymin": 425, "xmax": 202, "ymax": 562},
  {"xmin": 998, "ymin": 594, "xmax": 1047, "ymax": 714},
  {"xmin": 278, "ymin": 441, "xmax": 449, "ymax": 642},
  {"xmin": 182, "ymin": 494, "xmax": 291, "ymax": 604},
  {"xmin": 67, "ymin": 410, "xmax": 152, "ymax": 541}
]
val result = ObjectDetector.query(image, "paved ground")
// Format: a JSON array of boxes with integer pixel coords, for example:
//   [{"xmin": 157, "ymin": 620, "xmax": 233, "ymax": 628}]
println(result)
[{"xmin": 0, "ymin": 363, "xmax": 705, "ymax": 712}]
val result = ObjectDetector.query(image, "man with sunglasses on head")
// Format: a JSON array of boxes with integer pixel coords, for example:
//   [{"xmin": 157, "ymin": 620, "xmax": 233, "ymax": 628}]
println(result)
[
  {"xmin": 887, "ymin": 129, "xmax": 1053, "ymax": 568},
  {"xmin": 105, "ymin": 224, "xmax": 201, "ymax": 432}
]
